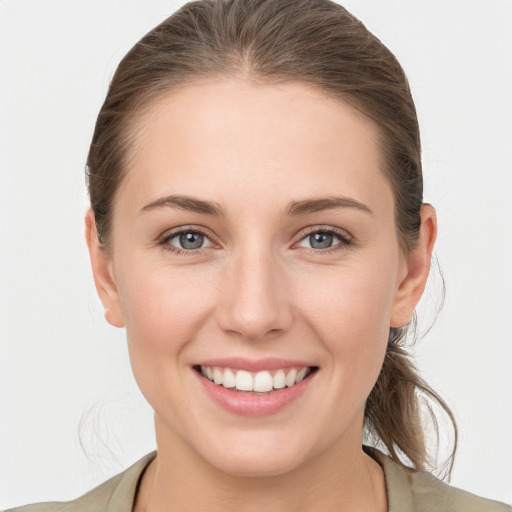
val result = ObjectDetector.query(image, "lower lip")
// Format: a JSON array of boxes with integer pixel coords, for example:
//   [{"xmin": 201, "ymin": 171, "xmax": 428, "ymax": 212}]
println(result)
[{"xmin": 195, "ymin": 369, "xmax": 316, "ymax": 417}]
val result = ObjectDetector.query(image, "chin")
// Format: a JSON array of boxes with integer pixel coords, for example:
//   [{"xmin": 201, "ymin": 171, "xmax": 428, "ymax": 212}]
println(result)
[
  {"xmin": 198, "ymin": 433, "xmax": 310, "ymax": 478},
  {"xmin": 210, "ymin": 452, "xmax": 304, "ymax": 478}
]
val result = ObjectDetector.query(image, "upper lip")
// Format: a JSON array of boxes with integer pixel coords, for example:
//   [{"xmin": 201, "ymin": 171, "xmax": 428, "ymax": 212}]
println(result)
[{"xmin": 195, "ymin": 357, "xmax": 316, "ymax": 372}]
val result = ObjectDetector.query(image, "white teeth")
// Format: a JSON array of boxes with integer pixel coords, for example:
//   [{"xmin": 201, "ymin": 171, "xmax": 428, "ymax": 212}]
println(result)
[
  {"xmin": 235, "ymin": 370, "xmax": 253, "ymax": 391},
  {"xmin": 285, "ymin": 368, "xmax": 297, "ymax": 387},
  {"xmin": 200, "ymin": 365, "xmax": 313, "ymax": 392},
  {"xmin": 296, "ymin": 367, "xmax": 308, "ymax": 383},
  {"xmin": 213, "ymin": 367, "xmax": 223, "ymax": 385},
  {"xmin": 253, "ymin": 371, "xmax": 273, "ymax": 392},
  {"xmin": 273, "ymin": 369, "xmax": 286, "ymax": 389},
  {"xmin": 223, "ymin": 368, "xmax": 236, "ymax": 388}
]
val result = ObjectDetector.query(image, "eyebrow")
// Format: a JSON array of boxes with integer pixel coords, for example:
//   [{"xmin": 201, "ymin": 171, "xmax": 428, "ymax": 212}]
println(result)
[
  {"xmin": 140, "ymin": 195, "xmax": 225, "ymax": 216},
  {"xmin": 285, "ymin": 196, "xmax": 374, "ymax": 217},
  {"xmin": 139, "ymin": 194, "xmax": 373, "ymax": 217}
]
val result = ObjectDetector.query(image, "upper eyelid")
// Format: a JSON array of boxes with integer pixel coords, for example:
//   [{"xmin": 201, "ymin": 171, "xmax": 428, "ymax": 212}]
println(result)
[
  {"xmin": 159, "ymin": 225, "xmax": 215, "ymax": 241},
  {"xmin": 295, "ymin": 225, "xmax": 352, "ymax": 241}
]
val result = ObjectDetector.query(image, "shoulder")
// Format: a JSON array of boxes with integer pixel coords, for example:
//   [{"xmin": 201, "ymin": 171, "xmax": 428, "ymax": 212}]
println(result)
[
  {"xmin": 4, "ymin": 452, "xmax": 156, "ymax": 512},
  {"xmin": 366, "ymin": 446, "xmax": 511, "ymax": 512},
  {"xmin": 406, "ymin": 468, "xmax": 511, "ymax": 512}
]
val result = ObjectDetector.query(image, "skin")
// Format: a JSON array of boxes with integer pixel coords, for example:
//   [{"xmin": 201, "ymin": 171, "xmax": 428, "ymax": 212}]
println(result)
[{"xmin": 86, "ymin": 79, "xmax": 436, "ymax": 512}]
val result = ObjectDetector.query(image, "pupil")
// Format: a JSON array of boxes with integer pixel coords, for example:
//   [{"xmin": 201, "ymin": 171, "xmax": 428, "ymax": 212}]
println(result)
[
  {"xmin": 179, "ymin": 232, "xmax": 204, "ymax": 250},
  {"xmin": 310, "ymin": 232, "xmax": 333, "ymax": 249}
]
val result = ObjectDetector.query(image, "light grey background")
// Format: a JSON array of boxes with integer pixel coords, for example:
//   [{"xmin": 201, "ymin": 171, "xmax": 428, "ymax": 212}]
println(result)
[{"xmin": 1, "ymin": 0, "xmax": 511, "ymax": 509}]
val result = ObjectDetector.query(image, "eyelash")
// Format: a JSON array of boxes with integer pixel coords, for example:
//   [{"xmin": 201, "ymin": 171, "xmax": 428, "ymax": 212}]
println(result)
[
  {"xmin": 297, "ymin": 226, "xmax": 352, "ymax": 255},
  {"xmin": 157, "ymin": 226, "xmax": 215, "ymax": 256},
  {"xmin": 157, "ymin": 226, "xmax": 352, "ymax": 256}
]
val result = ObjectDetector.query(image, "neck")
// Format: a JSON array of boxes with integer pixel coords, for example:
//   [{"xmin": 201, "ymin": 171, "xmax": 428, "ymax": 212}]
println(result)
[{"xmin": 135, "ymin": 416, "xmax": 387, "ymax": 512}]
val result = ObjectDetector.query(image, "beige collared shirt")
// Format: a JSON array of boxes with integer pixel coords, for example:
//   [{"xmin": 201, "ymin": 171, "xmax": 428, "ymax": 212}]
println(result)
[{"xmin": 7, "ymin": 449, "xmax": 511, "ymax": 511}]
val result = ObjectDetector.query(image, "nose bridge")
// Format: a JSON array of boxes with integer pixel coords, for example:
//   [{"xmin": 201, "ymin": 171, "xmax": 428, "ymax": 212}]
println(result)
[{"xmin": 218, "ymin": 237, "xmax": 291, "ymax": 340}]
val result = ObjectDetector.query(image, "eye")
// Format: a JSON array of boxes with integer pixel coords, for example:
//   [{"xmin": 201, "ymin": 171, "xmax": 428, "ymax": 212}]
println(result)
[
  {"xmin": 161, "ymin": 229, "xmax": 213, "ymax": 252},
  {"xmin": 296, "ymin": 228, "xmax": 351, "ymax": 251}
]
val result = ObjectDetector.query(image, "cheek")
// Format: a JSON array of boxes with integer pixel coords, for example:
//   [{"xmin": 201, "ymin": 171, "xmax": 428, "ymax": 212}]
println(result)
[
  {"xmin": 115, "ymin": 262, "xmax": 218, "ymax": 371},
  {"xmin": 301, "ymin": 259, "xmax": 396, "ymax": 332},
  {"xmin": 297, "ymin": 257, "xmax": 397, "ymax": 378},
  {"xmin": 115, "ymin": 263, "xmax": 222, "ymax": 428}
]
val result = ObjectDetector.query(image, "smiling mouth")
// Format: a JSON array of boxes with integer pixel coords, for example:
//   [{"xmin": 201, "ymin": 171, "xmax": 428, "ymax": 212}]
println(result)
[{"xmin": 194, "ymin": 365, "xmax": 319, "ymax": 394}]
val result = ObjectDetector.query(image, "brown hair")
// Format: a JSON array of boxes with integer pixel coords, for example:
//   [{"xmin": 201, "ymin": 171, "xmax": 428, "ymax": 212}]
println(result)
[{"xmin": 87, "ymin": 0, "xmax": 457, "ymax": 475}]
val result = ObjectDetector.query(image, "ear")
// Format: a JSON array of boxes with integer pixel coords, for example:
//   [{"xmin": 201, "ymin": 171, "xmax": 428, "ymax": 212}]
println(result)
[
  {"xmin": 85, "ymin": 209, "xmax": 125, "ymax": 328},
  {"xmin": 390, "ymin": 204, "xmax": 437, "ymax": 328}
]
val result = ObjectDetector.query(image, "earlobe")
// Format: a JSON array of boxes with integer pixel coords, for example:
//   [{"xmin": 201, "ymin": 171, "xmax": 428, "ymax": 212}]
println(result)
[
  {"xmin": 390, "ymin": 204, "xmax": 437, "ymax": 328},
  {"xmin": 85, "ymin": 209, "xmax": 125, "ymax": 328}
]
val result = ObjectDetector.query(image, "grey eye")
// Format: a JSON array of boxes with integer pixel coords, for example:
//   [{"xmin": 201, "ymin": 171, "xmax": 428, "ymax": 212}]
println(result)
[
  {"xmin": 165, "ymin": 231, "xmax": 213, "ymax": 251},
  {"xmin": 178, "ymin": 232, "xmax": 205, "ymax": 250},
  {"xmin": 296, "ymin": 229, "xmax": 349, "ymax": 251},
  {"xmin": 308, "ymin": 232, "xmax": 334, "ymax": 249}
]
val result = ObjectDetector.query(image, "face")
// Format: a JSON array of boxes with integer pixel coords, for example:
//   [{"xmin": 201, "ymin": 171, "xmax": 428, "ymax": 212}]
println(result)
[{"xmin": 88, "ymin": 79, "xmax": 432, "ymax": 477}]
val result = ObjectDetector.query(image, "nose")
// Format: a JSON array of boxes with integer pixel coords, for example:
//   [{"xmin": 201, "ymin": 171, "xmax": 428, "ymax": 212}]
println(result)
[{"xmin": 217, "ymin": 247, "xmax": 293, "ymax": 341}]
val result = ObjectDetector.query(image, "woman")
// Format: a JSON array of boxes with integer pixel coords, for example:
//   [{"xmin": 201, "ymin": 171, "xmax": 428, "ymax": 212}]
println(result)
[{"xmin": 5, "ymin": 0, "xmax": 510, "ymax": 511}]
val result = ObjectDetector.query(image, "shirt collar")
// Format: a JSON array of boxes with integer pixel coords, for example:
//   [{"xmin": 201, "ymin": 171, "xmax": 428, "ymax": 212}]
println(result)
[{"xmin": 364, "ymin": 445, "xmax": 417, "ymax": 512}]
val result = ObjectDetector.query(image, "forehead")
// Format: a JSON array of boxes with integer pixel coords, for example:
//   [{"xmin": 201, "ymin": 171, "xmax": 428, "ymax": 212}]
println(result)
[{"xmin": 118, "ymin": 79, "xmax": 392, "ymax": 216}]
